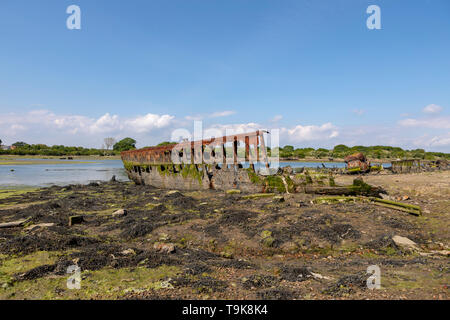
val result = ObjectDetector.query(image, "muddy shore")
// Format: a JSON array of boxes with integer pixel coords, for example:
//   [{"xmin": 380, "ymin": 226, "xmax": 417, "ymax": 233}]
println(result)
[{"xmin": 0, "ymin": 171, "xmax": 448, "ymax": 300}]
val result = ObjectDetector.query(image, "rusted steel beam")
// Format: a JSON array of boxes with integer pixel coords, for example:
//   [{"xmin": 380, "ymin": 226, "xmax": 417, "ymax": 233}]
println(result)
[{"xmin": 121, "ymin": 131, "xmax": 269, "ymax": 167}]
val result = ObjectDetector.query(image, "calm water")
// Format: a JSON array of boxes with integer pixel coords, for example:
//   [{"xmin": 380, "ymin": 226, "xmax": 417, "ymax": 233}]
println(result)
[
  {"xmin": 0, "ymin": 159, "xmax": 129, "ymax": 189},
  {"xmin": 0, "ymin": 159, "xmax": 387, "ymax": 189}
]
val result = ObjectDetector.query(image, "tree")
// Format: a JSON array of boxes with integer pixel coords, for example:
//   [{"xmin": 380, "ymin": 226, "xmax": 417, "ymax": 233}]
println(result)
[
  {"xmin": 104, "ymin": 137, "xmax": 116, "ymax": 150},
  {"xmin": 0, "ymin": 139, "xmax": 2, "ymax": 146},
  {"xmin": 156, "ymin": 141, "xmax": 177, "ymax": 147},
  {"xmin": 113, "ymin": 138, "xmax": 136, "ymax": 152},
  {"xmin": 12, "ymin": 141, "xmax": 29, "ymax": 148}
]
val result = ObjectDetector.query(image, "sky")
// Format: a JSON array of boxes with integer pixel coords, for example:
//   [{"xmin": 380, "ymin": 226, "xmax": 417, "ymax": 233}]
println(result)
[{"xmin": 0, "ymin": 0, "xmax": 449, "ymax": 151}]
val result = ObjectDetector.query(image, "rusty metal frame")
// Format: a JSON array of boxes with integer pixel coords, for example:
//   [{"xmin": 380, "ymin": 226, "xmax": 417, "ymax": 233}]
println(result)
[{"xmin": 121, "ymin": 130, "xmax": 270, "ymax": 168}]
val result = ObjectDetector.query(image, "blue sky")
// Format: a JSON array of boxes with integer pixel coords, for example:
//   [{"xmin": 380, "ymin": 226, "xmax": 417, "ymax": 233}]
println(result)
[{"xmin": 0, "ymin": 0, "xmax": 449, "ymax": 151}]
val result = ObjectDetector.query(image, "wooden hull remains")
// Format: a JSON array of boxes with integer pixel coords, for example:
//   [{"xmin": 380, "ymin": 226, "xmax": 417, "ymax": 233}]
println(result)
[
  {"xmin": 120, "ymin": 131, "xmax": 387, "ymax": 197},
  {"xmin": 121, "ymin": 131, "xmax": 273, "ymax": 192}
]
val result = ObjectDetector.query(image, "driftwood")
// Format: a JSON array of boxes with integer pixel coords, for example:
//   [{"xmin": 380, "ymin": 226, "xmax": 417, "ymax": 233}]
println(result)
[
  {"xmin": 312, "ymin": 196, "xmax": 422, "ymax": 216},
  {"xmin": 303, "ymin": 186, "xmax": 385, "ymax": 198},
  {"xmin": 0, "ymin": 217, "xmax": 31, "ymax": 229}
]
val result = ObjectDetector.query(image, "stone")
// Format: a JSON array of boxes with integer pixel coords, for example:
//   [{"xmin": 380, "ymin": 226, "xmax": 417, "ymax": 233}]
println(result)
[
  {"xmin": 153, "ymin": 242, "xmax": 176, "ymax": 254},
  {"xmin": 112, "ymin": 209, "xmax": 127, "ymax": 217},
  {"xmin": 262, "ymin": 236, "xmax": 275, "ymax": 248},
  {"xmin": 121, "ymin": 249, "xmax": 136, "ymax": 255},
  {"xmin": 273, "ymin": 195, "xmax": 285, "ymax": 203},
  {"xmin": 392, "ymin": 235, "xmax": 419, "ymax": 251},
  {"xmin": 68, "ymin": 215, "xmax": 84, "ymax": 226},
  {"xmin": 158, "ymin": 233, "xmax": 170, "ymax": 241},
  {"xmin": 261, "ymin": 230, "xmax": 272, "ymax": 238}
]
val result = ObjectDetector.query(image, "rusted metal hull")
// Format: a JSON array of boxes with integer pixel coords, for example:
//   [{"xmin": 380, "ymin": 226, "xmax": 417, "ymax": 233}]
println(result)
[{"xmin": 121, "ymin": 131, "xmax": 270, "ymax": 192}]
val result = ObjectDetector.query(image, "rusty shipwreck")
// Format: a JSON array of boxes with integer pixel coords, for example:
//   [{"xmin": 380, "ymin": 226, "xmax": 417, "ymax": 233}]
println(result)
[
  {"xmin": 120, "ymin": 131, "xmax": 387, "ymax": 198},
  {"xmin": 121, "ymin": 131, "xmax": 276, "ymax": 193}
]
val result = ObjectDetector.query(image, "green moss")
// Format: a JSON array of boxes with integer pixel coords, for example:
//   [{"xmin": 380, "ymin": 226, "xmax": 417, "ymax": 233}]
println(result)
[
  {"xmin": 284, "ymin": 176, "xmax": 296, "ymax": 193},
  {"xmin": 242, "ymin": 193, "xmax": 275, "ymax": 199},
  {"xmin": 0, "ymin": 265, "xmax": 181, "ymax": 300},
  {"xmin": 0, "ymin": 189, "xmax": 38, "ymax": 200},
  {"xmin": 246, "ymin": 168, "xmax": 263, "ymax": 184},
  {"xmin": 329, "ymin": 176, "xmax": 336, "ymax": 187},
  {"xmin": 180, "ymin": 164, "xmax": 203, "ymax": 185},
  {"xmin": 348, "ymin": 179, "xmax": 374, "ymax": 195},
  {"xmin": 0, "ymin": 251, "xmax": 63, "ymax": 285},
  {"xmin": 265, "ymin": 176, "xmax": 286, "ymax": 193},
  {"xmin": 347, "ymin": 167, "xmax": 361, "ymax": 174}
]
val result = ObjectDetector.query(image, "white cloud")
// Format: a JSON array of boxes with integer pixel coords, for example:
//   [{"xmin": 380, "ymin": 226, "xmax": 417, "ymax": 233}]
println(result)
[
  {"xmin": 282, "ymin": 123, "xmax": 339, "ymax": 142},
  {"xmin": 185, "ymin": 110, "xmax": 236, "ymax": 121},
  {"xmin": 210, "ymin": 110, "xmax": 235, "ymax": 118},
  {"xmin": 271, "ymin": 115, "xmax": 283, "ymax": 122},
  {"xmin": 0, "ymin": 109, "xmax": 175, "ymax": 147},
  {"xmin": 124, "ymin": 114, "xmax": 174, "ymax": 133},
  {"xmin": 185, "ymin": 115, "xmax": 203, "ymax": 121},
  {"xmin": 423, "ymin": 104, "xmax": 443, "ymax": 114},
  {"xmin": 412, "ymin": 134, "xmax": 450, "ymax": 148},
  {"xmin": 398, "ymin": 117, "xmax": 450, "ymax": 129},
  {"xmin": 206, "ymin": 122, "xmax": 262, "ymax": 136},
  {"xmin": 352, "ymin": 109, "xmax": 366, "ymax": 116}
]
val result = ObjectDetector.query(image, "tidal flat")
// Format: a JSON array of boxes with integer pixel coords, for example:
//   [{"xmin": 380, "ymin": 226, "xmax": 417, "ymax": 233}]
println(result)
[{"xmin": 0, "ymin": 171, "xmax": 448, "ymax": 300}]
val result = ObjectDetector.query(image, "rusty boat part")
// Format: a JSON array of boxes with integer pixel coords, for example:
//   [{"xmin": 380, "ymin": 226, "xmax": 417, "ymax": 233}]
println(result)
[{"xmin": 121, "ymin": 131, "xmax": 275, "ymax": 192}]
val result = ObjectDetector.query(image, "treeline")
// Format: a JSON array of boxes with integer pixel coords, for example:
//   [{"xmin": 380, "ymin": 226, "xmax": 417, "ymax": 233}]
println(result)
[
  {"xmin": 274, "ymin": 144, "xmax": 450, "ymax": 160},
  {"xmin": 0, "ymin": 143, "xmax": 118, "ymax": 156},
  {"xmin": 0, "ymin": 138, "xmax": 138, "ymax": 156},
  {"xmin": 1, "ymin": 139, "xmax": 449, "ymax": 160}
]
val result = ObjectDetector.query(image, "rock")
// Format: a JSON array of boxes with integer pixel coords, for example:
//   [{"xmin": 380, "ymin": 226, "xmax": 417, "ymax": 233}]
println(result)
[
  {"xmin": 158, "ymin": 233, "xmax": 170, "ymax": 241},
  {"xmin": 432, "ymin": 250, "xmax": 450, "ymax": 257},
  {"xmin": 112, "ymin": 209, "xmax": 127, "ymax": 217},
  {"xmin": 273, "ymin": 195, "xmax": 285, "ymax": 203},
  {"xmin": 282, "ymin": 166, "xmax": 294, "ymax": 175},
  {"xmin": 392, "ymin": 235, "xmax": 419, "ymax": 251},
  {"xmin": 310, "ymin": 272, "xmax": 332, "ymax": 280},
  {"xmin": 153, "ymin": 242, "xmax": 176, "ymax": 254},
  {"xmin": 226, "ymin": 189, "xmax": 241, "ymax": 194},
  {"xmin": 261, "ymin": 230, "xmax": 272, "ymax": 239},
  {"xmin": 280, "ymin": 241, "xmax": 298, "ymax": 253},
  {"xmin": 68, "ymin": 215, "xmax": 84, "ymax": 226},
  {"xmin": 121, "ymin": 249, "xmax": 136, "ymax": 255},
  {"xmin": 261, "ymin": 230, "xmax": 275, "ymax": 248},
  {"xmin": 262, "ymin": 237, "xmax": 275, "ymax": 247},
  {"xmin": 220, "ymin": 251, "xmax": 234, "ymax": 259}
]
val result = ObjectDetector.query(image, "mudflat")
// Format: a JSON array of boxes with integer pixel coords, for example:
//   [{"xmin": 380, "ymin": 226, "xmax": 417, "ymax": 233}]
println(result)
[{"xmin": 0, "ymin": 171, "xmax": 448, "ymax": 300}]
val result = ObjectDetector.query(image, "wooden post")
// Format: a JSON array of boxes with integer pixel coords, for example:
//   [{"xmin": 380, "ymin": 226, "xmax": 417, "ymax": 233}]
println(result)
[
  {"xmin": 233, "ymin": 137, "xmax": 238, "ymax": 168},
  {"xmin": 245, "ymin": 136, "xmax": 249, "ymax": 162},
  {"xmin": 222, "ymin": 136, "xmax": 227, "ymax": 167}
]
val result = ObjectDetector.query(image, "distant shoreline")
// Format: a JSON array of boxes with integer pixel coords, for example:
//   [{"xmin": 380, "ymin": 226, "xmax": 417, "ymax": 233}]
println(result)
[{"xmin": 1, "ymin": 154, "xmax": 398, "ymax": 164}]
